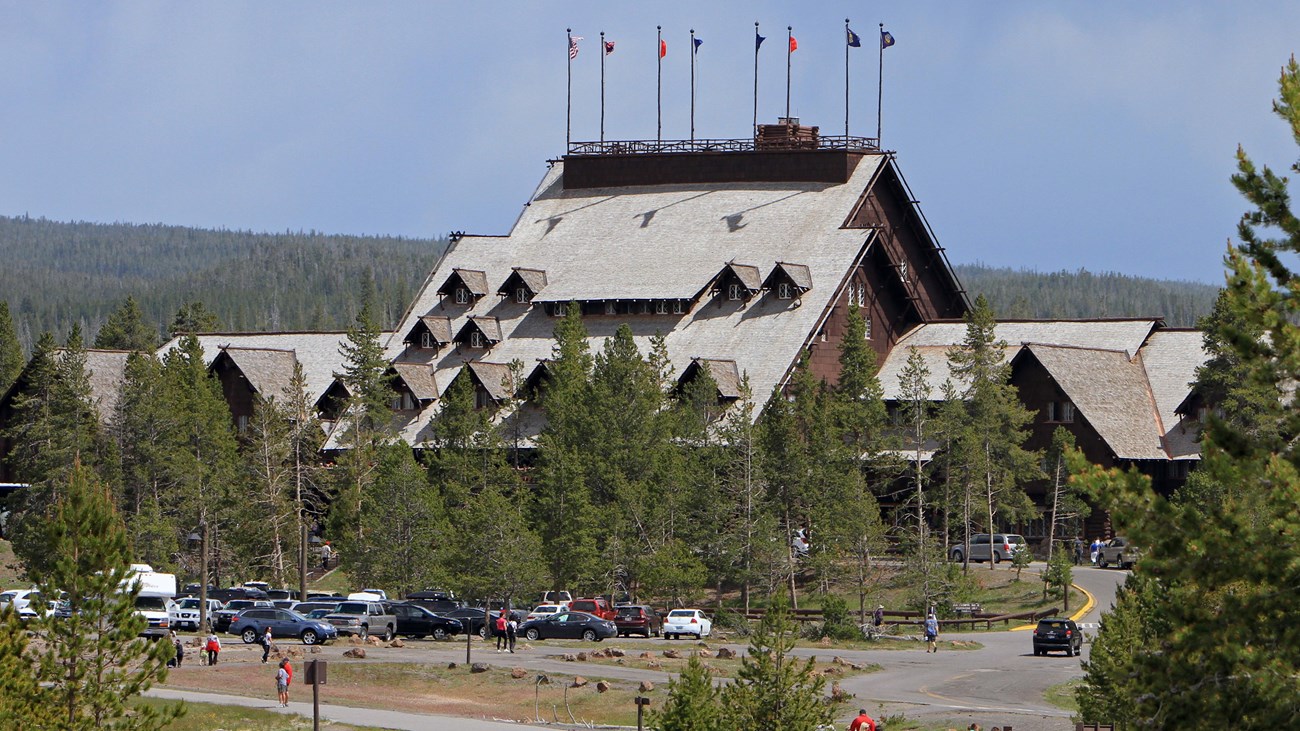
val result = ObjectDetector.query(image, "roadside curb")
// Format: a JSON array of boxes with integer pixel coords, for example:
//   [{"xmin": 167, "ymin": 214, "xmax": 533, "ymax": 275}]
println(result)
[{"xmin": 1007, "ymin": 580, "xmax": 1095, "ymax": 631}]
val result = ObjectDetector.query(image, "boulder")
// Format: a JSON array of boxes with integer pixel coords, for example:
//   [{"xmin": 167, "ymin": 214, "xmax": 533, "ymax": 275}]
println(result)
[
  {"xmin": 615, "ymin": 658, "xmax": 625, "ymax": 665},
  {"xmin": 309, "ymin": 646, "xmax": 321, "ymax": 654},
  {"xmin": 572, "ymin": 676, "xmax": 588, "ymax": 688},
  {"xmin": 364, "ymin": 636, "xmax": 383, "ymax": 647},
  {"xmin": 638, "ymin": 651, "xmax": 656, "ymax": 660},
  {"xmin": 848, "ymin": 662, "xmax": 864, "ymax": 671},
  {"xmin": 716, "ymin": 647, "xmax": 736, "ymax": 659},
  {"xmin": 817, "ymin": 636, "xmax": 833, "ymax": 647},
  {"xmin": 470, "ymin": 662, "xmax": 490, "ymax": 673},
  {"xmin": 511, "ymin": 667, "xmax": 528, "ymax": 679},
  {"xmin": 562, "ymin": 653, "xmax": 578, "ymax": 662},
  {"xmin": 832, "ymin": 656, "xmax": 846, "ymax": 665},
  {"xmin": 342, "ymin": 648, "xmax": 366, "ymax": 659},
  {"xmin": 639, "ymin": 680, "xmax": 655, "ymax": 693},
  {"xmin": 607, "ymin": 647, "xmax": 625, "ymax": 657},
  {"xmin": 662, "ymin": 649, "xmax": 682, "ymax": 659},
  {"xmin": 347, "ymin": 636, "xmax": 364, "ymax": 646},
  {"xmin": 646, "ymin": 660, "xmax": 661, "ymax": 669},
  {"xmin": 697, "ymin": 649, "xmax": 713, "ymax": 658},
  {"xmin": 577, "ymin": 652, "xmax": 588, "ymax": 661},
  {"xmin": 447, "ymin": 662, "xmax": 458, "ymax": 669},
  {"xmin": 830, "ymin": 682, "xmax": 852, "ymax": 703},
  {"xmin": 389, "ymin": 638, "xmax": 405, "ymax": 648},
  {"xmin": 595, "ymin": 681, "xmax": 611, "ymax": 693}
]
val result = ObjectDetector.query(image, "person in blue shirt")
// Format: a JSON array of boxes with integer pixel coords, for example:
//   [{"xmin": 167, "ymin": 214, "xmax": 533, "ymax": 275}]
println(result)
[{"xmin": 924, "ymin": 613, "xmax": 939, "ymax": 653}]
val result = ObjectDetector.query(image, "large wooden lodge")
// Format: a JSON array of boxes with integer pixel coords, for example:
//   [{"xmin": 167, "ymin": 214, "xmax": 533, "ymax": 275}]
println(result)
[{"xmin": 0, "ymin": 122, "xmax": 1207, "ymax": 541}]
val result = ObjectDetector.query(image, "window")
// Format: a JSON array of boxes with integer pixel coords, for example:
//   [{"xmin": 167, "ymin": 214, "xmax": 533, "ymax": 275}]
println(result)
[
  {"xmin": 864, "ymin": 316, "xmax": 872, "ymax": 340},
  {"xmin": 655, "ymin": 300, "xmax": 668, "ymax": 314},
  {"xmin": 673, "ymin": 300, "xmax": 685, "ymax": 314},
  {"xmin": 236, "ymin": 414, "xmax": 249, "ymax": 433},
  {"xmin": 856, "ymin": 284, "xmax": 867, "ymax": 307},
  {"xmin": 475, "ymin": 389, "xmax": 493, "ymax": 410},
  {"xmin": 846, "ymin": 283, "xmax": 855, "ymax": 304},
  {"xmin": 898, "ymin": 262, "xmax": 909, "ymax": 283},
  {"xmin": 1047, "ymin": 401, "xmax": 1075, "ymax": 423},
  {"xmin": 420, "ymin": 331, "xmax": 434, "ymax": 349},
  {"xmin": 553, "ymin": 302, "xmax": 568, "ymax": 317},
  {"xmin": 469, "ymin": 331, "xmax": 485, "ymax": 349},
  {"xmin": 728, "ymin": 283, "xmax": 742, "ymax": 301},
  {"xmin": 391, "ymin": 392, "xmax": 415, "ymax": 411},
  {"xmin": 515, "ymin": 287, "xmax": 529, "ymax": 304},
  {"xmin": 778, "ymin": 282, "xmax": 792, "ymax": 300},
  {"xmin": 605, "ymin": 301, "xmax": 617, "ymax": 315},
  {"xmin": 455, "ymin": 287, "xmax": 470, "ymax": 305}
]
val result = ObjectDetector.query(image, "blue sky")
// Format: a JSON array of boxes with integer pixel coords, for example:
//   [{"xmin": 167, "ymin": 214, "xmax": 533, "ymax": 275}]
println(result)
[{"xmin": 1, "ymin": 2, "xmax": 1298, "ymax": 284}]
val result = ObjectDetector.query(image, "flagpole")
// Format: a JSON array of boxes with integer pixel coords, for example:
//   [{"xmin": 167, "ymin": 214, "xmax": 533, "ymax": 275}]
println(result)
[
  {"xmin": 600, "ymin": 31, "xmax": 606, "ymax": 143},
  {"xmin": 753, "ymin": 22, "xmax": 759, "ymax": 138},
  {"xmin": 657, "ymin": 26, "xmax": 663, "ymax": 142},
  {"xmin": 566, "ymin": 28, "xmax": 572, "ymax": 150},
  {"xmin": 785, "ymin": 26, "xmax": 792, "ymax": 122},
  {"xmin": 877, "ymin": 23, "xmax": 884, "ymax": 144},
  {"xmin": 845, "ymin": 18, "xmax": 851, "ymax": 138},
  {"xmin": 690, "ymin": 29, "xmax": 696, "ymax": 142}
]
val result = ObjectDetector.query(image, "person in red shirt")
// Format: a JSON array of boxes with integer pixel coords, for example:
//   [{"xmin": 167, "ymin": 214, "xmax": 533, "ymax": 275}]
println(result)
[{"xmin": 848, "ymin": 709, "xmax": 876, "ymax": 731}]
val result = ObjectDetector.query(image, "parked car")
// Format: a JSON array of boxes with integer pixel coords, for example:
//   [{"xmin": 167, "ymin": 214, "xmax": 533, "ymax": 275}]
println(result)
[
  {"xmin": 229, "ymin": 607, "xmax": 338, "ymax": 645},
  {"xmin": 614, "ymin": 605, "xmax": 662, "ymax": 638},
  {"xmin": 405, "ymin": 590, "xmax": 462, "ymax": 615},
  {"xmin": 569, "ymin": 597, "xmax": 617, "ymax": 621},
  {"xmin": 292, "ymin": 600, "xmax": 342, "ymax": 615},
  {"xmin": 949, "ymin": 534, "xmax": 1028, "ymax": 564},
  {"xmin": 525, "ymin": 604, "xmax": 568, "ymax": 623},
  {"xmin": 439, "ymin": 607, "xmax": 503, "ymax": 638},
  {"xmin": 540, "ymin": 590, "xmax": 573, "ymax": 605},
  {"xmin": 389, "ymin": 602, "xmax": 462, "ymax": 640},
  {"xmin": 210, "ymin": 586, "xmax": 270, "ymax": 603},
  {"xmin": 266, "ymin": 588, "xmax": 299, "ymax": 601},
  {"xmin": 1098, "ymin": 536, "xmax": 1141, "ymax": 569},
  {"xmin": 307, "ymin": 591, "xmax": 345, "ymax": 600},
  {"xmin": 0, "ymin": 589, "xmax": 41, "ymax": 613},
  {"xmin": 323, "ymin": 600, "xmax": 397, "ymax": 641},
  {"xmin": 519, "ymin": 611, "xmax": 618, "ymax": 642},
  {"xmin": 1032, "ymin": 618, "xmax": 1082, "ymax": 657},
  {"xmin": 213, "ymin": 599, "xmax": 273, "ymax": 632},
  {"xmin": 169, "ymin": 597, "xmax": 224, "ymax": 631},
  {"xmin": 663, "ymin": 609, "xmax": 712, "ymax": 640},
  {"xmin": 303, "ymin": 608, "xmax": 334, "ymax": 619}
]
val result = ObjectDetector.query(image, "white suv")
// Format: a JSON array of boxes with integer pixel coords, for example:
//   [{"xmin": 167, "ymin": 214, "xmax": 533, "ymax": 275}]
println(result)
[{"xmin": 949, "ymin": 534, "xmax": 1028, "ymax": 564}]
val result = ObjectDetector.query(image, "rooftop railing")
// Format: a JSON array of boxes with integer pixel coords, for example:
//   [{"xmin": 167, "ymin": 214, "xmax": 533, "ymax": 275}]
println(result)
[{"xmin": 566, "ymin": 134, "xmax": 881, "ymax": 156}]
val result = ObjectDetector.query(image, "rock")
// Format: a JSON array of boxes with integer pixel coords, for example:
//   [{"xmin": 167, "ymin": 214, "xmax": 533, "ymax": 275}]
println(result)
[
  {"xmin": 830, "ymin": 682, "xmax": 853, "ymax": 702},
  {"xmin": 696, "ymin": 642, "xmax": 709, "ymax": 649},
  {"xmin": 822, "ymin": 665, "xmax": 842, "ymax": 675},
  {"xmin": 663, "ymin": 649, "xmax": 682, "ymax": 659},
  {"xmin": 511, "ymin": 667, "xmax": 528, "ymax": 679},
  {"xmin": 447, "ymin": 662, "xmax": 458, "ymax": 669},
  {"xmin": 562, "ymin": 653, "xmax": 578, "ymax": 662},
  {"xmin": 716, "ymin": 647, "xmax": 736, "ymax": 659},
  {"xmin": 595, "ymin": 681, "xmax": 610, "ymax": 693},
  {"xmin": 342, "ymin": 648, "xmax": 366, "ymax": 659},
  {"xmin": 572, "ymin": 676, "xmax": 588, "ymax": 688},
  {"xmin": 470, "ymin": 662, "xmax": 490, "ymax": 673},
  {"xmin": 389, "ymin": 638, "xmax": 405, "ymax": 648},
  {"xmin": 646, "ymin": 660, "xmax": 661, "ymax": 669},
  {"xmin": 364, "ymin": 636, "xmax": 383, "ymax": 646},
  {"xmin": 287, "ymin": 648, "xmax": 303, "ymax": 659},
  {"xmin": 848, "ymin": 662, "xmax": 864, "ymax": 671},
  {"xmin": 638, "ymin": 651, "xmax": 656, "ymax": 660},
  {"xmin": 577, "ymin": 652, "xmax": 588, "ymax": 661},
  {"xmin": 697, "ymin": 649, "xmax": 713, "ymax": 658},
  {"xmin": 347, "ymin": 636, "xmax": 364, "ymax": 646},
  {"xmin": 818, "ymin": 636, "xmax": 833, "ymax": 647},
  {"xmin": 615, "ymin": 658, "xmax": 625, "ymax": 665},
  {"xmin": 309, "ymin": 646, "xmax": 321, "ymax": 654},
  {"xmin": 607, "ymin": 647, "xmax": 625, "ymax": 657},
  {"xmin": 639, "ymin": 680, "xmax": 655, "ymax": 693},
  {"xmin": 832, "ymin": 656, "xmax": 846, "ymax": 665}
]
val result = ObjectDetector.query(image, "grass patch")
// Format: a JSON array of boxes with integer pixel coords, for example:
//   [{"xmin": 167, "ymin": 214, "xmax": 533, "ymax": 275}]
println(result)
[
  {"xmin": 576, "ymin": 647, "xmax": 881, "ymax": 679},
  {"xmin": 1044, "ymin": 679, "xmax": 1082, "ymax": 712},
  {"xmin": 309, "ymin": 567, "xmax": 353, "ymax": 596},
  {"xmin": 134, "ymin": 697, "xmax": 383, "ymax": 731}
]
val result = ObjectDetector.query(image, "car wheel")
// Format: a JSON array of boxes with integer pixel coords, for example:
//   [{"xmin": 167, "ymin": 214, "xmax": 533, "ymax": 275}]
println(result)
[
  {"xmin": 478, "ymin": 625, "xmax": 487, "ymax": 639},
  {"xmin": 358, "ymin": 625, "xmax": 369, "ymax": 641},
  {"xmin": 582, "ymin": 629, "xmax": 597, "ymax": 642},
  {"xmin": 432, "ymin": 628, "xmax": 447, "ymax": 640},
  {"xmin": 951, "ymin": 550, "xmax": 964, "ymax": 563},
  {"xmin": 382, "ymin": 626, "xmax": 394, "ymax": 642},
  {"xmin": 1066, "ymin": 645, "xmax": 1074, "ymax": 657},
  {"xmin": 241, "ymin": 628, "xmax": 258, "ymax": 644},
  {"xmin": 302, "ymin": 629, "xmax": 318, "ymax": 645},
  {"xmin": 1099, "ymin": 557, "xmax": 1109, "ymax": 569},
  {"xmin": 992, "ymin": 551, "xmax": 1002, "ymax": 564},
  {"xmin": 526, "ymin": 628, "xmax": 540, "ymax": 641}
]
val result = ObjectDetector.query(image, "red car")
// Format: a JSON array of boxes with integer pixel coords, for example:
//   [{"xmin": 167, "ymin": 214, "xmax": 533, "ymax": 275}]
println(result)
[
  {"xmin": 614, "ymin": 605, "xmax": 662, "ymax": 637},
  {"xmin": 568, "ymin": 598, "xmax": 616, "ymax": 621}
]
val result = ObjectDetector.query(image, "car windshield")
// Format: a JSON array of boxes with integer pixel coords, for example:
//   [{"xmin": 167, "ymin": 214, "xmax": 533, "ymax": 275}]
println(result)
[
  {"xmin": 668, "ymin": 610, "xmax": 694, "ymax": 618},
  {"xmin": 335, "ymin": 602, "xmax": 368, "ymax": 614},
  {"xmin": 135, "ymin": 596, "xmax": 168, "ymax": 610},
  {"xmin": 178, "ymin": 598, "xmax": 201, "ymax": 608},
  {"xmin": 616, "ymin": 607, "xmax": 643, "ymax": 617}
]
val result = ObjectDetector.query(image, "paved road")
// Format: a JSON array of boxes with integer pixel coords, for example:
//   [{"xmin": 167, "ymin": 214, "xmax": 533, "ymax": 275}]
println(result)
[{"xmin": 151, "ymin": 565, "xmax": 1127, "ymax": 731}]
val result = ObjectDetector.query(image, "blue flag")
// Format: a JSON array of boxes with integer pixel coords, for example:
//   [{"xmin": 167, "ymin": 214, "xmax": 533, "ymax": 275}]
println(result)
[
  {"xmin": 847, "ymin": 28, "xmax": 861, "ymax": 48},
  {"xmin": 880, "ymin": 30, "xmax": 895, "ymax": 49},
  {"xmin": 693, "ymin": 37, "xmax": 703, "ymax": 53},
  {"xmin": 755, "ymin": 33, "xmax": 765, "ymax": 50}
]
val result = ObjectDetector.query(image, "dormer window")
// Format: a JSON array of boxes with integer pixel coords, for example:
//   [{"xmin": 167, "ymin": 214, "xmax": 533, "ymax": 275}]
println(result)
[
  {"xmin": 470, "ymin": 331, "xmax": 485, "ymax": 348},
  {"xmin": 728, "ymin": 283, "xmax": 742, "ymax": 301},
  {"xmin": 554, "ymin": 302, "xmax": 568, "ymax": 317},
  {"xmin": 715, "ymin": 262, "xmax": 762, "ymax": 303},
  {"xmin": 515, "ymin": 287, "xmax": 529, "ymax": 304},
  {"xmin": 763, "ymin": 261, "xmax": 813, "ymax": 303},
  {"xmin": 420, "ymin": 331, "xmax": 434, "ymax": 349},
  {"xmin": 673, "ymin": 300, "xmax": 685, "ymax": 314},
  {"xmin": 437, "ymin": 268, "xmax": 489, "ymax": 306},
  {"xmin": 778, "ymin": 282, "xmax": 792, "ymax": 300},
  {"xmin": 405, "ymin": 314, "xmax": 453, "ymax": 352},
  {"xmin": 455, "ymin": 287, "xmax": 470, "ymax": 305},
  {"xmin": 454, "ymin": 316, "xmax": 502, "ymax": 350},
  {"xmin": 498, "ymin": 267, "xmax": 547, "ymax": 304}
]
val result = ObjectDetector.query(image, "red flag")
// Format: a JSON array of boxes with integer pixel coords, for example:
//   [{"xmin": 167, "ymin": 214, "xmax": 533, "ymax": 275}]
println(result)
[
  {"xmin": 789, "ymin": 36, "xmax": 798, "ymax": 52},
  {"xmin": 605, "ymin": 40, "xmax": 615, "ymax": 55},
  {"xmin": 659, "ymin": 39, "xmax": 667, "ymax": 58}
]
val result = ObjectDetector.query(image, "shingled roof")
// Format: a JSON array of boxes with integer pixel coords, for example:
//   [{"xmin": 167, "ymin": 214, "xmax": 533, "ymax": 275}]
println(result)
[
  {"xmin": 391, "ymin": 362, "xmax": 439, "ymax": 402},
  {"xmin": 385, "ymin": 155, "xmax": 890, "ymax": 422},
  {"xmin": 682, "ymin": 358, "xmax": 743, "ymax": 400},
  {"xmin": 217, "ymin": 347, "xmax": 298, "ymax": 401}
]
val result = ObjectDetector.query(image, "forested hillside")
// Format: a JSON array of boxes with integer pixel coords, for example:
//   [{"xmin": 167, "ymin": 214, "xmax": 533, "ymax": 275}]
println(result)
[
  {"xmin": 953, "ymin": 263, "xmax": 1218, "ymax": 328},
  {"xmin": 0, "ymin": 214, "xmax": 1220, "ymax": 354},
  {"xmin": 0, "ymin": 215, "xmax": 445, "ymax": 350}
]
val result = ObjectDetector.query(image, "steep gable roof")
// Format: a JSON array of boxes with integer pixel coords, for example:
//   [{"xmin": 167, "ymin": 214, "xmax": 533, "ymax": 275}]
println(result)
[
  {"xmin": 466, "ymin": 361, "xmax": 514, "ymax": 402},
  {"xmin": 681, "ymin": 358, "xmax": 743, "ymax": 400},
  {"xmin": 764, "ymin": 262, "xmax": 813, "ymax": 293},
  {"xmin": 498, "ymin": 267, "xmax": 548, "ymax": 298},
  {"xmin": 391, "ymin": 362, "xmax": 438, "ymax": 401},
  {"xmin": 437, "ymin": 268, "xmax": 489, "ymax": 298},
  {"xmin": 216, "ymin": 347, "xmax": 298, "ymax": 401}
]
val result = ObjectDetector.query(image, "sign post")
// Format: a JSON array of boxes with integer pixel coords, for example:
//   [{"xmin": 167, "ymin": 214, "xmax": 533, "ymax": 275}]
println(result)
[
  {"xmin": 304, "ymin": 659, "xmax": 327, "ymax": 731},
  {"xmin": 635, "ymin": 696, "xmax": 651, "ymax": 731}
]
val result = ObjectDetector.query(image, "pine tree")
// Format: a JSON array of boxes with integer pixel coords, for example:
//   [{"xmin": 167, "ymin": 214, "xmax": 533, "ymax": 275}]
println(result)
[
  {"xmin": 25, "ymin": 462, "xmax": 181, "ymax": 730},
  {"xmin": 232, "ymin": 393, "xmax": 299, "ymax": 585},
  {"xmin": 168, "ymin": 300, "xmax": 220, "ymax": 336},
  {"xmin": 653, "ymin": 654, "xmax": 723, "ymax": 731},
  {"xmin": 94, "ymin": 296, "xmax": 158, "ymax": 352},
  {"xmin": 0, "ymin": 300, "xmax": 22, "ymax": 393},
  {"xmin": 720, "ymin": 593, "xmax": 833, "ymax": 731},
  {"xmin": 0, "ymin": 606, "xmax": 56, "ymax": 729},
  {"xmin": 351, "ymin": 445, "xmax": 449, "ymax": 597}
]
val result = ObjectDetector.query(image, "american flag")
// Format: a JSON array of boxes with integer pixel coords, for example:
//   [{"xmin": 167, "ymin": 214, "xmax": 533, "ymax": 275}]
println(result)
[{"xmin": 569, "ymin": 35, "xmax": 583, "ymax": 60}]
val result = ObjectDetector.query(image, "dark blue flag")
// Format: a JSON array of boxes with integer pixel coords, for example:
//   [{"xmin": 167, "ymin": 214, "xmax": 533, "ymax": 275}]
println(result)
[
  {"xmin": 880, "ymin": 30, "xmax": 895, "ymax": 49},
  {"xmin": 756, "ymin": 33, "xmax": 765, "ymax": 50},
  {"xmin": 847, "ymin": 27, "xmax": 861, "ymax": 48},
  {"xmin": 694, "ymin": 37, "xmax": 703, "ymax": 53}
]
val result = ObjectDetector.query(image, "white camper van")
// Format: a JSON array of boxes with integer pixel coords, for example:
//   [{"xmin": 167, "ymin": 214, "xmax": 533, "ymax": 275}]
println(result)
[{"xmin": 124, "ymin": 564, "xmax": 177, "ymax": 640}]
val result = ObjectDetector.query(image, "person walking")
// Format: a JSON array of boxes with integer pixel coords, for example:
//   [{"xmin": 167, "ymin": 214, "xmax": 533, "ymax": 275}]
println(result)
[
  {"xmin": 848, "ymin": 708, "xmax": 877, "ymax": 731},
  {"xmin": 495, "ymin": 612, "xmax": 508, "ymax": 652},
  {"xmin": 1090, "ymin": 537, "xmax": 1102, "ymax": 565},
  {"xmin": 320, "ymin": 541, "xmax": 333, "ymax": 571},
  {"xmin": 172, "ymin": 630, "xmax": 185, "ymax": 668},
  {"xmin": 1073, "ymin": 536, "xmax": 1085, "ymax": 566},
  {"xmin": 923, "ymin": 612, "xmax": 939, "ymax": 653},
  {"xmin": 276, "ymin": 658, "xmax": 290, "ymax": 707},
  {"xmin": 260, "ymin": 627, "xmax": 274, "ymax": 664},
  {"xmin": 873, "ymin": 604, "xmax": 885, "ymax": 627},
  {"xmin": 204, "ymin": 632, "xmax": 221, "ymax": 666},
  {"xmin": 507, "ymin": 615, "xmax": 518, "ymax": 653}
]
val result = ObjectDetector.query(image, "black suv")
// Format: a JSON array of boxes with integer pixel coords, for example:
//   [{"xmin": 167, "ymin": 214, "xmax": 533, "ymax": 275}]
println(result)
[{"xmin": 1032, "ymin": 618, "xmax": 1082, "ymax": 657}]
